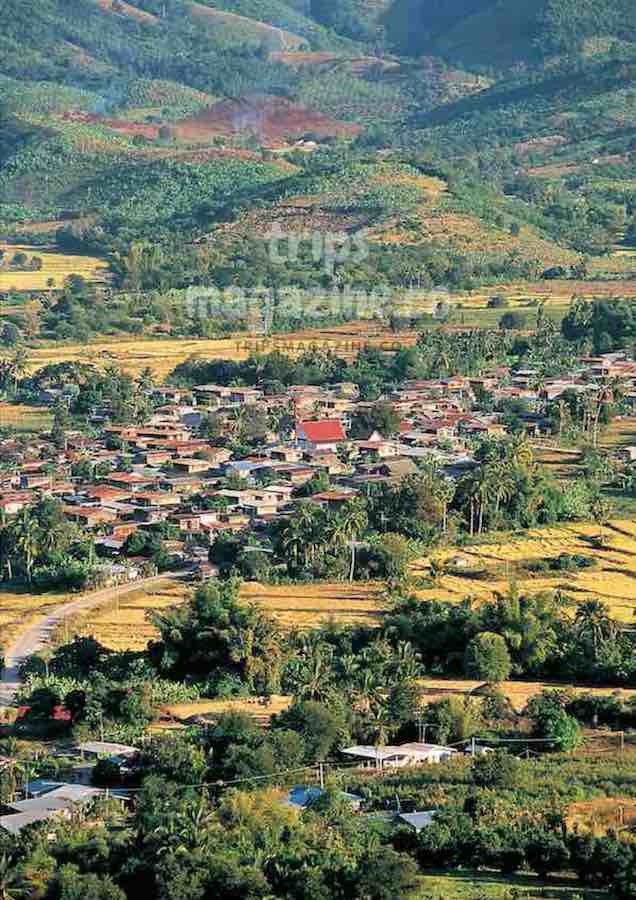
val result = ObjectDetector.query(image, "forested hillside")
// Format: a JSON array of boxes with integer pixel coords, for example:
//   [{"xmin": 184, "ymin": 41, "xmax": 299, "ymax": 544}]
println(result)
[{"xmin": 0, "ymin": 0, "xmax": 634, "ymax": 331}]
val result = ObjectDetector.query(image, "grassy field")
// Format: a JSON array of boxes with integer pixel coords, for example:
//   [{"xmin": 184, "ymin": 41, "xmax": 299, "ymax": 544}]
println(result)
[
  {"xmin": 0, "ymin": 403, "xmax": 52, "ymax": 432},
  {"xmin": 415, "ymin": 519, "xmax": 636, "ymax": 624},
  {"xmin": 416, "ymin": 870, "xmax": 607, "ymax": 900},
  {"xmin": 417, "ymin": 678, "xmax": 636, "ymax": 713},
  {"xmin": 0, "ymin": 243, "xmax": 109, "ymax": 291}
]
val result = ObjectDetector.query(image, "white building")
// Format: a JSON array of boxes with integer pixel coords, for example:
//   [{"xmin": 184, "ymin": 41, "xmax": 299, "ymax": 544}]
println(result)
[{"xmin": 341, "ymin": 742, "xmax": 457, "ymax": 770}]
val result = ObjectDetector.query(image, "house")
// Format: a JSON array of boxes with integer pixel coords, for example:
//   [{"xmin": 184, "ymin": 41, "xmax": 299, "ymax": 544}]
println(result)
[
  {"xmin": 172, "ymin": 458, "xmax": 212, "ymax": 475},
  {"xmin": 397, "ymin": 811, "xmax": 436, "ymax": 833},
  {"xmin": 62, "ymin": 506, "xmax": 119, "ymax": 528},
  {"xmin": 296, "ymin": 419, "xmax": 346, "ymax": 451},
  {"xmin": 341, "ymin": 742, "xmax": 458, "ymax": 770}
]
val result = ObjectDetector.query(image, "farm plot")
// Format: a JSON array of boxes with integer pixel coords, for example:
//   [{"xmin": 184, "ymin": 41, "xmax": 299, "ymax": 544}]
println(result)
[
  {"xmin": 82, "ymin": 580, "xmax": 190, "ymax": 651},
  {"xmin": 0, "ymin": 404, "xmax": 52, "ymax": 433},
  {"xmin": 21, "ymin": 327, "xmax": 417, "ymax": 379},
  {"xmin": 87, "ymin": 579, "xmax": 384, "ymax": 652},
  {"xmin": 0, "ymin": 588, "xmax": 67, "ymax": 651},
  {"xmin": 414, "ymin": 519, "xmax": 636, "ymax": 623},
  {"xmin": 0, "ymin": 243, "xmax": 109, "ymax": 291}
]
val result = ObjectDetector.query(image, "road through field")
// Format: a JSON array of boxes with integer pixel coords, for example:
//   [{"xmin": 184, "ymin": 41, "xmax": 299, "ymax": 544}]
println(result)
[{"xmin": 0, "ymin": 573, "xmax": 180, "ymax": 707}]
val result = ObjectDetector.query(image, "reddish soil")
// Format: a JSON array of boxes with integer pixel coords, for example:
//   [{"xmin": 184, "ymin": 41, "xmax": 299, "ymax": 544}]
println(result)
[
  {"xmin": 174, "ymin": 94, "xmax": 361, "ymax": 143},
  {"xmin": 61, "ymin": 111, "xmax": 160, "ymax": 140}
]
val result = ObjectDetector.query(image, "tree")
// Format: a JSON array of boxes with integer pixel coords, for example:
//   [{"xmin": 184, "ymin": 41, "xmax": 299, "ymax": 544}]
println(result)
[
  {"xmin": 471, "ymin": 749, "xmax": 520, "ymax": 789},
  {"xmin": 527, "ymin": 692, "xmax": 583, "ymax": 752},
  {"xmin": 354, "ymin": 849, "xmax": 419, "ymax": 900},
  {"xmin": 150, "ymin": 578, "xmax": 284, "ymax": 693},
  {"xmin": 464, "ymin": 632, "xmax": 512, "ymax": 683},
  {"xmin": 525, "ymin": 832, "xmax": 570, "ymax": 878},
  {"xmin": 350, "ymin": 401, "xmax": 401, "ymax": 439}
]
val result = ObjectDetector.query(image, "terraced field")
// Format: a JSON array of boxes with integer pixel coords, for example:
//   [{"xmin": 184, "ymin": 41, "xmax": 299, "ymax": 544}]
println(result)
[{"xmin": 0, "ymin": 243, "xmax": 110, "ymax": 291}]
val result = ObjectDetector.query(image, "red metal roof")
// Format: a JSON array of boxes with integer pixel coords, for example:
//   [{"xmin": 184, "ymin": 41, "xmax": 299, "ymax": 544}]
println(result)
[{"xmin": 298, "ymin": 420, "xmax": 345, "ymax": 443}]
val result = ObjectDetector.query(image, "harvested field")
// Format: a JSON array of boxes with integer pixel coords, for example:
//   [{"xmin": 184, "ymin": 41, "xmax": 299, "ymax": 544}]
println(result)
[
  {"xmin": 0, "ymin": 243, "xmax": 109, "ymax": 291},
  {"xmin": 242, "ymin": 581, "xmax": 384, "ymax": 629},
  {"xmin": 159, "ymin": 695, "xmax": 293, "ymax": 728},
  {"xmin": 414, "ymin": 519, "xmax": 636, "ymax": 623},
  {"xmin": 86, "ymin": 579, "xmax": 384, "ymax": 652},
  {"xmin": 0, "ymin": 588, "xmax": 67, "ymax": 651},
  {"xmin": 19, "ymin": 328, "xmax": 418, "ymax": 379},
  {"xmin": 174, "ymin": 94, "xmax": 361, "ymax": 144},
  {"xmin": 81, "ymin": 580, "xmax": 190, "ymax": 651},
  {"xmin": 0, "ymin": 404, "xmax": 52, "ymax": 433}
]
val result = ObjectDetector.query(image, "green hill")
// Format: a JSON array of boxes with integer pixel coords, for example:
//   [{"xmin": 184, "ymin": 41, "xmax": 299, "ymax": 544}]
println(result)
[{"xmin": 0, "ymin": 0, "xmax": 634, "ymax": 315}]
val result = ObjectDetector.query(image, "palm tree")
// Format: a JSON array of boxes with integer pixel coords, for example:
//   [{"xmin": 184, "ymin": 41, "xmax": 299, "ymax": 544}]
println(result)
[
  {"xmin": 333, "ymin": 499, "xmax": 368, "ymax": 581},
  {"xmin": 574, "ymin": 600, "xmax": 616, "ymax": 657},
  {"xmin": 11, "ymin": 510, "xmax": 40, "ymax": 583}
]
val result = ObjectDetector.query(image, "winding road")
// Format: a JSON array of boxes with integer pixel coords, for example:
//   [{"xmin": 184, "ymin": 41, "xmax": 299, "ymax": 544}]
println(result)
[{"xmin": 0, "ymin": 573, "xmax": 179, "ymax": 707}]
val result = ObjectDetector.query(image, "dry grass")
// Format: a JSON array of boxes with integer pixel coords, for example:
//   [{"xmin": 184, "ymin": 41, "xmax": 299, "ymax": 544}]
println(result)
[
  {"xmin": 0, "ymin": 588, "xmax": 68, "ymax": 651},
  {"xmin": 0, "ymin": 243, "xmax": 109, "ymax": 291},
  {"xmin": 414, "ymin": 519, "xmax": 636, "ymax": 623},
  {"xmin": 160, "ymin": 694, "xmax": 292, "ymax": 726},
  {"xmin": 81, "ymin": 581, "xmax": 190, "ymax": 651},
  {"xmin": 86, "ymin": 579, "xmax": 384, "ymax": 651},
  {"xmin": 566, "ymin": 796, "xmax": 636, "ymax": 835},
  {"xmin": 19, "ymin": 328, "xmax": 417, "ymax": 379},
  {"xmin": 0, "ymin": 404, "xmax": 52, "ymax": 432}
]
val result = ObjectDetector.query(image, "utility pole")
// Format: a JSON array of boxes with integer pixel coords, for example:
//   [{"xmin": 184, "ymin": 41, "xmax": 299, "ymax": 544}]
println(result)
[
  {"xmin": 318, "ymin": 761, "xmax": 325, "ymax": 790},
  {"xmin": 471, "ymin": 736, "xmax": 476, "ymax": 757}
]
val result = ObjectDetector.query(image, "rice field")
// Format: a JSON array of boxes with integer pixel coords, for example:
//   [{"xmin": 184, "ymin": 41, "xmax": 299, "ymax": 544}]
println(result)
[
  {"xmin": 0, "ymin": 243, "xmax": 109, "ymax": 291},
  {"xmin": 19, "ymin": 328, "xmax": 416, "ymax": 379},
  {"xmin": 0, "ymin": 588, "xmax": 68, "ymax": 651},
  {"xmin": 415, "ymin": 519, "xmax": 636, "ymax": 623},
  {"xmin": 85, "ymin": 579, "xmax": 384, "ymax": 651},
  {"xmin": 0, "ymin": 404, "xmax": 53, "ymax": 433},
  {"xmin": 82, "ymin": 581, "xmax": 190, "ymax": 651}
]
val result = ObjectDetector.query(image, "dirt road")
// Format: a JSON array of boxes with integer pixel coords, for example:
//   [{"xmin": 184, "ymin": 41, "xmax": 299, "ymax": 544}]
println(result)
[{"xmin": 0, "ymin": 574, "xmax": 179, "ymax": 706}]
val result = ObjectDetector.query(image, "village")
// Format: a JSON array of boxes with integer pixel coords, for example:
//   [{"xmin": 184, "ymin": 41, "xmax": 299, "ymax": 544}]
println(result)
[{"xmin": 2, "ymin": 349, "xmax": 636, "ymax": 586}]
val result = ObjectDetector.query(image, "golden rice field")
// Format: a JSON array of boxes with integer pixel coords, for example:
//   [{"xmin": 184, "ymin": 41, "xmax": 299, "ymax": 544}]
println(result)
[
  {"xmin": 0, "ymin": 243, "xmax": 109, "ymax": 291},
  {"xmin": 0, "ymin": 404, "xmax": 53, "ymax": 432},
  {"xmin": 0, "ymin": 588, "xmax": 68, "ymax": 651},
  {"xmin": 18, "ymin": 328, "xmax": 415, "ymax": 379},
  {"xmin": 82, "ymin": 581, "xmax": 190, "ymax": 651},
  {"xmin": 416, "ymin": 519, "xmax": 636, "ymax": 623},
  {"xmin": 85, "ymin": 579, "xmax": 384, "ymax": 651}
]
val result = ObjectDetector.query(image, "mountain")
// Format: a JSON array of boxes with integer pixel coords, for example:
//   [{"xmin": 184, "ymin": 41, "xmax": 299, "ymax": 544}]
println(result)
[{"xmin": 0, "ymin": 0, "xmax": 634, "ymax": 316}]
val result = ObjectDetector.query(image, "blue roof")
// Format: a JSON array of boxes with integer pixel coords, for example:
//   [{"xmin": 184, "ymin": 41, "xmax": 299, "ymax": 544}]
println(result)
[
  {"xmin": 23, "ymin": 780, "xmax": 63, "ymax": 798},
  {"xmin": 287, "ymin": 786, "xmax": 324, "ymax": 809}
]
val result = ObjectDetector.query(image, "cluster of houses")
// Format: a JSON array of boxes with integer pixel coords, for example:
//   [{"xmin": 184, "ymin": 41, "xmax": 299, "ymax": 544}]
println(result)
[{"xmin": 1, "ymin": 351, "xmax": 636, "ymax": 580}]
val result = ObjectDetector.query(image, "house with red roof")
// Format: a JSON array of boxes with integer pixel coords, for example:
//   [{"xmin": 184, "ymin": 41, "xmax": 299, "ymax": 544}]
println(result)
[{"xmin": 296, "ymin": 419, "xmax": 346, "ymax": 452}]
